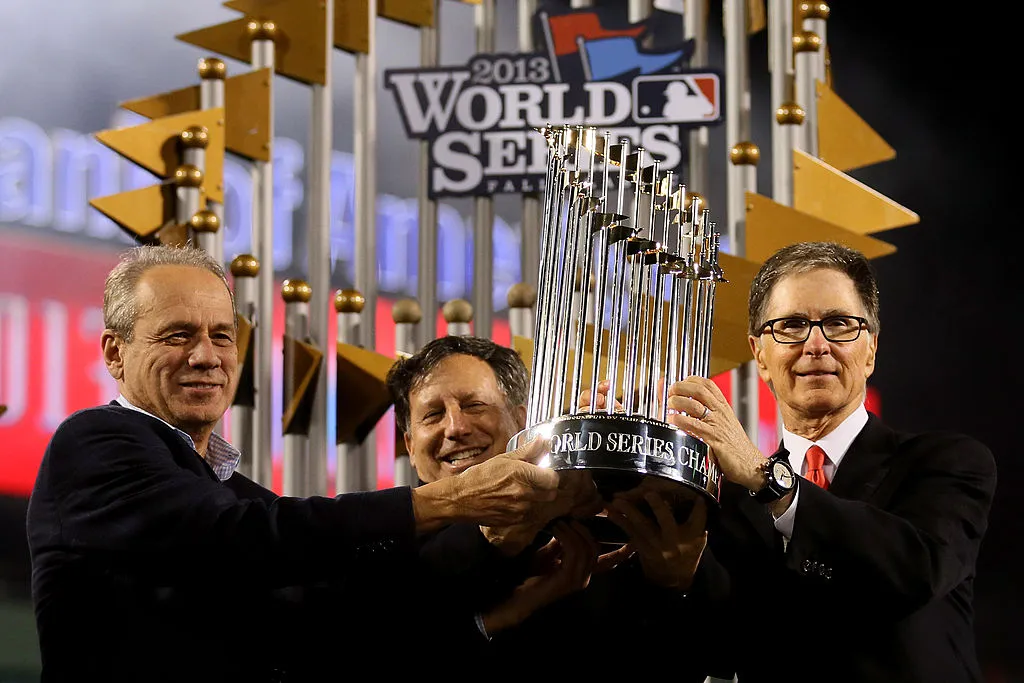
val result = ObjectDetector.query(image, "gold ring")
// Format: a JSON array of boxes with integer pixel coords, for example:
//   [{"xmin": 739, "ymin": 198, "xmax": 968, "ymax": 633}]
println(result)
[{"xmin": 700, "ymin": 405, "xmax": 710, "ymax": 421}]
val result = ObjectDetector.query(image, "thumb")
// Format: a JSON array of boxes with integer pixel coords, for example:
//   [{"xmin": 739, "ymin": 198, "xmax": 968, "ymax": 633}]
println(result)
[{"xmin": 505, "ymin": 434, "xmax": 551, "ymax": 465}]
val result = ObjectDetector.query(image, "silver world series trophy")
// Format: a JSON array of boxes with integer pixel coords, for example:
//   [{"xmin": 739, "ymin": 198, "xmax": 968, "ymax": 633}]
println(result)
[{"xmin": 508, "ymin": 124, "xmax": 725, "ymax": 536}]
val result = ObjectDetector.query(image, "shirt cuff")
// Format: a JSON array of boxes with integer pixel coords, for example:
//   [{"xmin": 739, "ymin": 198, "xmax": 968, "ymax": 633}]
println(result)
[
  {"xmin": 772, "ymin": 483, "xmax": 799, "ymax": 539},
  {"xmin": 473, "ymin": 612, "xmax": 492, "ymax": 641}
]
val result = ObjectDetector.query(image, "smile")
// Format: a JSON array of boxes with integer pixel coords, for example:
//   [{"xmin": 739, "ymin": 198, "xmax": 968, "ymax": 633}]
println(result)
[{"xmin": 441, "ymin": 446, "xmax": 487, "ymax": 464}]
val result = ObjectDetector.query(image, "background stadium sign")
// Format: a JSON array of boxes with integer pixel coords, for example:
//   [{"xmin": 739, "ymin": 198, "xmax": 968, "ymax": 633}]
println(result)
[{"xmin": 384, "ymin": 1, "xmax": 724, "ymax": 198}]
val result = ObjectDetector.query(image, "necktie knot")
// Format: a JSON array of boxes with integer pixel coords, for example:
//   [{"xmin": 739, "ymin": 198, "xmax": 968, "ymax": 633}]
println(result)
[{"xmin": 805, "ymin": 445, "xmax": 830, "ymax": 489}]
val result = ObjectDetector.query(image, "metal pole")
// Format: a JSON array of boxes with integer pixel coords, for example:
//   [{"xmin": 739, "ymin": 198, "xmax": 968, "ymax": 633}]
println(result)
[
  {"xmin": 354, "ymin": 2, "xmax": 379, "ymax": 486},
  {"xmin": 507, "ymin": 283, "xmax": 536, "ymax": 340},
  {"xmin": 769, "ymin": 0, "xmax": 795, "ymax": 206},
  {"xmin": 418, "ymin": 0, "xmax": 441, "ymax": 347},
  {"xmin": 392, "ymin": 298, "xmax": 421, "ymax": 488},
  {"xmin": 519, "ymin": 0, "xmax": 541, "ymax": 290},
  {"xmin": 335, "ymin": 289, "xmax": 369, "ymax": 494},
  {"xmin": 725, "ymin": 0, "xmax": 760, "ymax": 444},
  {"xmin": 801, "ymin": 2, "xmax": 830, "ymax": 88},
  {"xmin": 176, "ymin": 128, "xmax": 204, "ymax": 234},
  {"xmin": 248, "ymin": 21, "xmax": 276, "ymax": 489},
  {"xmin": 472, "ymin": 0, "xmax": 496, "ymax": 339},
  {"xmin": 229, "ymin": 254, "xmax": 258, "ymax": 476},
  {"xmin": 794, "ymin": 27, "xmax": 820, "ymax": 156},
  {"xmin": 282, "ymin": 280, "xmax": 312, "ymax": 497},
  {"xmin": 628, "ymin": 0, "xmax": 654, "ymax": 23},
  {"xmin": 306, "ymin": 0, "xmax": 334, "ymax": 497},
  {"xmin": 684, "ymin": 0, "xmax": 709, "ymax": 195},
  {"xmin": 443, "ymin": 299, "xmax": 473, "ymax": 337},
  {"xmin": 198, "ymin": 57, "xmax": 226, "ymax": 265}
]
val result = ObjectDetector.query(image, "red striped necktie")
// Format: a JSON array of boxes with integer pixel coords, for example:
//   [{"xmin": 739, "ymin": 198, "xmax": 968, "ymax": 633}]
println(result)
[{"xmin": 805, "ymin": 445, "xmax": 830, "ymax": 490}]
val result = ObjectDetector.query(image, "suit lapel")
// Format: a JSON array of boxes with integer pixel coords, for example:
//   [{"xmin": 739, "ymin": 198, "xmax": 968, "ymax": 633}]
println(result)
[{"xmin": 827, "ymin": 413, "xmax": 898, "ymax": 501}]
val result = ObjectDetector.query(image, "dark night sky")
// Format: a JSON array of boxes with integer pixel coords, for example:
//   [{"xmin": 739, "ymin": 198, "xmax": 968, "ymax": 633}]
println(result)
[{"xmin": 815, "ymin": 2, "xmax": 1021, "ymax": 674}]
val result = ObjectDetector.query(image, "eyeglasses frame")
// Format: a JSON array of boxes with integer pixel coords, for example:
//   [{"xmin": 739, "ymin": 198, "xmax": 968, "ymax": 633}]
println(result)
[{"xmin": 758, "ymin": 315, "xmax": 871, "ymax": 344}]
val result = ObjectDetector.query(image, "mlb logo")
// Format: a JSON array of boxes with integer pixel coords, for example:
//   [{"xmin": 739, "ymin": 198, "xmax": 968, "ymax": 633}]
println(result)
[{"xmin": 632, "ymin": 73, "xmax": 722, "ymax": 125}]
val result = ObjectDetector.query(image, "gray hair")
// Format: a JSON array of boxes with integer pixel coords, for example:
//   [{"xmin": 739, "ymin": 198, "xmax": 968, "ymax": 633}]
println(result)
[
  {"xmin": 386, "ymin": 335, "xmax": 528, "ymax": 433},
  {"xmin": 748, "ymin": 241, "xmax": 881, "ymax": 336},
  {"xmin": 103, "ymin": 245, "xmax": 234, "ymax": 342}
]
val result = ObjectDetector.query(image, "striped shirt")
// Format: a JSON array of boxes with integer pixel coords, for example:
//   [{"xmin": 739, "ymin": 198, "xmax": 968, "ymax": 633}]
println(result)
[{"xmin": 115, "ymin": 395, "xmax": 240, "ymax": 481}]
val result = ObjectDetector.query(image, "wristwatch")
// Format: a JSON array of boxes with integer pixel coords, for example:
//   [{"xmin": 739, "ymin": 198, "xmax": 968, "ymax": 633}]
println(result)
[{"xmin": 751, "ymin": 454, "xmax": 796, "ymax": 504}]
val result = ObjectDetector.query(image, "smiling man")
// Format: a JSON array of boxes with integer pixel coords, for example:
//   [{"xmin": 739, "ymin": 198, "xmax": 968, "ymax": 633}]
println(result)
[
  {"xmin": 665, "ymin": 242, "xmax": 997, "ymax": 682},
  {"xmin": 388, "ymin": 335, "xmax": 528, "ymax": 484},
  {"xmin": 26, "ymin": 246, "xmax": 572, "ymax": 682}
]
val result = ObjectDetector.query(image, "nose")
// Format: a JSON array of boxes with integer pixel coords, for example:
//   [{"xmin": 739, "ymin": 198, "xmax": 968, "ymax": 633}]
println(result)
[
  {"xmin": 803, "ymin": 324, "xmax": 831, "ymax": 356},
  {"xmin": 188, "ymin": 335, "xmax": 222, "ymax": 369},
  {"xmin": 443, "ymin": 407, "xmax": 471, "ymax": 440}
]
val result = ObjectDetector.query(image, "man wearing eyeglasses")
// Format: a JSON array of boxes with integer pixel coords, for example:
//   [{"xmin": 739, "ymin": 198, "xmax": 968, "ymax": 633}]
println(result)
[{"xmin": 663, "ymin": 241, "xmax": 997, "ymax": 682}]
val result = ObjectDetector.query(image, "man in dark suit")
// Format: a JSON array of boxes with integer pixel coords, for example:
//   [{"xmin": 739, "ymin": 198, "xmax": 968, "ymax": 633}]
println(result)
[
  {"xmin": 26, "ymin": 245, "xmax": 579, "ymax": 682},
  {"xmin": 387, "ymin": 335, "xmax": 713, "ymax": 678},
  {"xmin": 665, "ymin": 241, "xmax": 997, "ymax": 682}
]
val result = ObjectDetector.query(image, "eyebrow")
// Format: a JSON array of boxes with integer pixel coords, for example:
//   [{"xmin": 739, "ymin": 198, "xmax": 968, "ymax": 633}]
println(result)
[{"xmin": 776, "ymin": 309, "xmax": 859, "ymax": 319}]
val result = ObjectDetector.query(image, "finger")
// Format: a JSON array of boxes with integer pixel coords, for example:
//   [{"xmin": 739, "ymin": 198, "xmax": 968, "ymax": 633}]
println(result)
[
  {"xmin": 643, "ymin": 492, "xmax": 681, "ymax": 545},
  {"xmin": 681, "ymin": 496, "xmax": 708, "ymax": 538},
  {"xmin": 531, "ymin": 533, "xmax": 562, "ymax": 570},
  {"xmin": 505, "ymin": 434, "xmax": 551, "ymax": 465},
  {"xmin": 596, "ymin": 542, "xmax": 634, "ymax": 573},
  {"xmin": 569, "ymin": 520, "xmax": 600, "ymax": 571},
  {"xmin": 550, "ymin": 522, "xmax": 593, "ymax": 585},
  {"xmin": 666, "ymin": 395, "xmax": 707, "ymax": 420},
  {"xmin": 577, "ymin": 389, "xmax": 593, "ymax": 409},
  {"xmin": 605, "ymin": 498, "xmax": 657, "ymax": 556}
]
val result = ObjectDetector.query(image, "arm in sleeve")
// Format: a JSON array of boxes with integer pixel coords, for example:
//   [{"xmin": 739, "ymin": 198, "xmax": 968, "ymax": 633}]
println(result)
[
  {"xmin": 785, "ymin": 433, "xmax": 996, "ymax": 612},
  {"xmin": 39, "ymin": 409, "xmax": 417, "ymax": 583}
]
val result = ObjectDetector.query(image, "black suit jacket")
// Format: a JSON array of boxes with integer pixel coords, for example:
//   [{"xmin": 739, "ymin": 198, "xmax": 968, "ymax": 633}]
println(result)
[
  {"xmin": 699, "ymin": 413, "xmax": 997, "ymax": 683},
  {"xmin": 26, "ymin": 404, "xmax": 425, "ymax": 682},
  {"xmin": 417, "ymin": 521, "xmax": 716, "ymax": 680}
]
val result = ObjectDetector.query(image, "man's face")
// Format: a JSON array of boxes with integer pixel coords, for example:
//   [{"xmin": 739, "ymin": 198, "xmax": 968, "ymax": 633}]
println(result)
[
  {"xmin": 403, "ymin": 354, "xmax": 526, "ymax": 483},
  {"xmin": 748, "ymin": 268, "xmax": 877, "ymax": 424},
  {"xmin": 102, "ymin": 265, "xmax": 238, "ymax": 441}
]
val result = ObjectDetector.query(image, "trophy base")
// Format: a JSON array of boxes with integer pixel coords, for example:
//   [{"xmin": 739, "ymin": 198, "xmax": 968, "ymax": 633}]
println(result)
[{"xmin": 508, "ymin": 412, "xmax": 722, "ymax": 545}]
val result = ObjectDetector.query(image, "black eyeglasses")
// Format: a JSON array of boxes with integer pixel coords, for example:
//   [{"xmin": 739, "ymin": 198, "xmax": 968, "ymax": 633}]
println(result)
[{"xmin": 759, "ymin": 315, "xmax": 870, "ymax": 344}]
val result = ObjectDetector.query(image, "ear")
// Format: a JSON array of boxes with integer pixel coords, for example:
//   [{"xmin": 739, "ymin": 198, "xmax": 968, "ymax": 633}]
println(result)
[
  {"xmin": 863, "ymin": 331, "xmax": 879, "ymax": 379},
  {"xmin": 515, "ymin": 404, "xmax": 527, "ymax": 430},
  {"xmin": 748, "ymin": 335, "xmax": 772, "ymax": 384},
  {"xmin": 101, "ymin": 330, "xmax": 125, "ymax": 381},
  {"xmin": 403, "ymin": 431, "xmax": 418, "ymax": 474}
]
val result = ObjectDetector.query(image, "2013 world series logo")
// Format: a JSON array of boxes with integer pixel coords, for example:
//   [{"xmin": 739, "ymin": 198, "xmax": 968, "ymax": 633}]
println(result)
[{"xmin": 384, "ymin": 2, "xmax": 724, "ymax": 198}]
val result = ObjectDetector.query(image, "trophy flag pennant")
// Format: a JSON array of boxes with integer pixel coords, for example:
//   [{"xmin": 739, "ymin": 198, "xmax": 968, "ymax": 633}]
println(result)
[
  {"xmin": 793, "ymin": 150, "xmax": 919, "ymax": 235},
  {"xmin": 232, "ymin": 315, "xmax": 256, "ymax": 407},
  {"xmin": 379, "ymin": 0, "xmax": 435, "ymax": 28},
  {"xmin": 94, "ymin": 108, "xmax": 225, "ymax": 203},
  {"xmin": 178, "ymin": 0, "xmax": 329, "ymax": 85},
  {"xmin": 745, "ymin": 191, "xmax": 898, "ymax": 262},
  {"xmin": 282, "ymin": 336, "xmax": 324, "ymax": 436},
  {"xmin": 120, "ymin": 70, "xmax": 271, "ymax": 162},
  {"xmin": 336, "ymin": 343, "xmax": 396, "ymax": 445},
  {"xmin": 816, "ymin": 80, "xmax": 896, "ymax": 173},
  {"xmin": 89, "ymin": 184, "xmax": 183, "ymax": 243}
]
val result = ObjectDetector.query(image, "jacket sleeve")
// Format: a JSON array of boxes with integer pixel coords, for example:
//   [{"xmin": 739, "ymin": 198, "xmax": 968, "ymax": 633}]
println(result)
[
  {"xmin": 786, "ymin": 432, "xmax": 996, "ymax": 613},
  {"xmin": 34, "ymin": 408, "xmax": 417, "ymax": 584}
]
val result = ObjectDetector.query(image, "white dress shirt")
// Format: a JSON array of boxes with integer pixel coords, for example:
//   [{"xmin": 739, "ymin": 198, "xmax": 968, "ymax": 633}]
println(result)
[
  {"xmin": 772, "ymin": 403, "xmax": 869, "ymax": 540},
  {"xmin": 115, "ymin": 395, "xmax": 240, "ymax": 481}
]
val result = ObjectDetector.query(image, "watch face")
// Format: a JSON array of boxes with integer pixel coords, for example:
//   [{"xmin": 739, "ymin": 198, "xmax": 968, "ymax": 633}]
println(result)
[{"xmin": 772, "ymin": 461, "xmax": 795, "ymax": 489}]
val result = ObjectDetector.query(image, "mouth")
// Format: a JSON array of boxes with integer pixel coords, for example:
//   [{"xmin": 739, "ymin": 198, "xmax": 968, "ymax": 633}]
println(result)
[
  {"xmin": 180, "ymin": 381, "xmax": 223, "ymax": 391},
  {"xmin": 439, "ymin": 446, "xmax": 490, "ymax": 472},
  {"xmin": 796, "ymin": 370, "xmax": 837, "ymax": 378}
]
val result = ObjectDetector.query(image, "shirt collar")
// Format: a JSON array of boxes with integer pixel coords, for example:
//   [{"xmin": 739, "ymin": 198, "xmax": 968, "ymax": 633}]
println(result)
[
  {"xmin": 115, "ymin": 395, "xmax": 240, "ymax": 481},
  {"xmin": 781, "ymin": 402, "xmax": 869, "ymax": 473}
]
